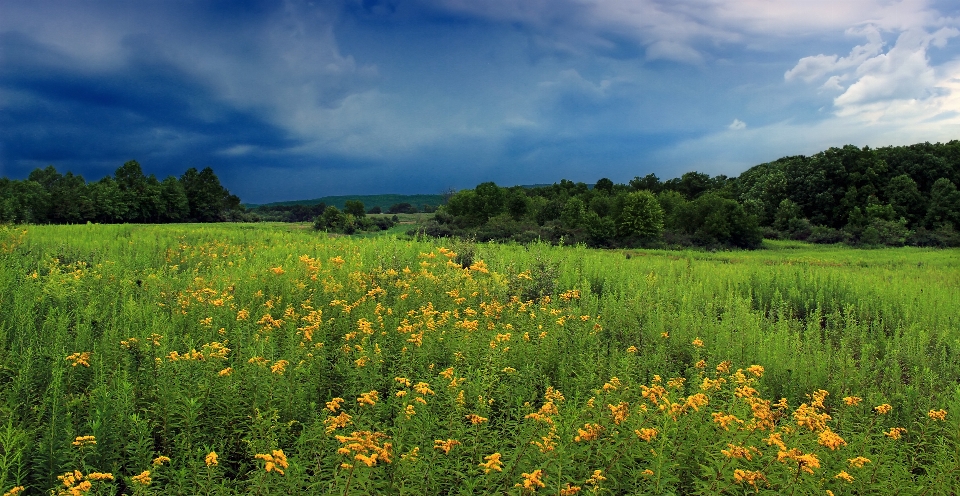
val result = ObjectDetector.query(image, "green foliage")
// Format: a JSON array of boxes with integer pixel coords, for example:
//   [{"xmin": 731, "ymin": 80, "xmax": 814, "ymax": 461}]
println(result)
[
  {"xmin": 2, "ymin": 224, "xmax": 959, "ymax": 494},
  {"xmin": 617, "ymin": 190, "xmax": 664, "ymax": 239},
  {"xmin": 344, "ymin": 200, "xmax": 366, "ymax": 218}
]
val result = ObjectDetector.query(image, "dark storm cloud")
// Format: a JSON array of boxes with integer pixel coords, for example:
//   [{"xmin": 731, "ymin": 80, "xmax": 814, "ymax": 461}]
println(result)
[
  {"xmin": 3, "ymin": 0, "xmax": 960, "ymax": 203},
  {"xmin": 0, "ymin": 30, "xmax": 296, "ymax": 180}
]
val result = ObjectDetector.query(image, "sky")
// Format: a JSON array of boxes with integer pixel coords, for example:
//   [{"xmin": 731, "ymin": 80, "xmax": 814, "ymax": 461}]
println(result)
[{"xmin": 3, "ymin": 1, "xmax": 960, "ymax": 203}]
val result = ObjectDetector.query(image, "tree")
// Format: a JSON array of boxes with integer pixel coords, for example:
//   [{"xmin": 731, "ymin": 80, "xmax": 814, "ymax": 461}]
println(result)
[
  {"xmin": 629, "ymin": 173, "xmax": 662, "ymax": 193},
  {"xmin": 617, "ymin": 190, "xmax": 664, "ymax": 239},
  {"xmin": 344, "ymin": 200, "xmax": 366, "ymax": 218},
  {"xmin": 159, "ymin": 176, "xmax": 190, "ymax": 222},
  {"xmin": 594, "ymin": 178, "xmax": 614, "ymax": 194},
  {"xmin": 885, "ymin": 174, "xmax": 925, "ymax": 227},
  {"xmin": 560, "ymin": 197, "xmax": 587, "ymax": 230},
  {"xmin": 925, "ymin": 178, "xmax": 960, "ymax": 228},
  {"xmin": 180, "ymin": 167, "xmax": 238, "ymax": 222}
]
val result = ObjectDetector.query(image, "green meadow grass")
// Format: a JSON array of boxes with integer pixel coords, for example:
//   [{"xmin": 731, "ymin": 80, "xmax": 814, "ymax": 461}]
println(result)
[{"xmin": 1, "ymin": 224, "xmax": 958, "ymax": 495}]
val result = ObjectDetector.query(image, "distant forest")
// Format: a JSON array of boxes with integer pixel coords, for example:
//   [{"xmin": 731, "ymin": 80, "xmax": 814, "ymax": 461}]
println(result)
[
  {"xmin": 4, "ymin": 140, "xmax": 960, "ymax": 248},
  {"xmin": 418, "ymin": 141, "xmax": 960, "ymax": 248},
  {"xmin": 0, "ymin": 161, "xmax": 247, "ymax": 224}
]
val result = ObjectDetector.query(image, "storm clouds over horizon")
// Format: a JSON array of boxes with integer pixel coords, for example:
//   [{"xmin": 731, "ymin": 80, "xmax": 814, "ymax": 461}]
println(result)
[{"xmin": 3, "ymin": 0, "xmax": 960, "ymax": 203}]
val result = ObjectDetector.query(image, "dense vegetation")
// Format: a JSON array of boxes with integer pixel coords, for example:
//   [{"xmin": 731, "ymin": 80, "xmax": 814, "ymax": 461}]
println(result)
[
  {"xmin": 1, "ymin": 224, "xmax": 958, "ymax": 494},
  {"xmin": 248, "ymin": 194, "xmax": 444, "ymax": 219},
  {"xmin": 4, "ymin": 140, "xmax": 960, "ymax": 251},
  {"xmin": 419, "ymin": 141, "xmax": 960, "ymax": 249},
  {"xmin": 0, "ymin": 162, "xmax": 246, "ymax": 224}
]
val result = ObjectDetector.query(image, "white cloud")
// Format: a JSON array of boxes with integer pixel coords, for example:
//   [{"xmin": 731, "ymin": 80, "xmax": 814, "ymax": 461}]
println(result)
[{"xmin": 728, "ymin": 119, "xmax": 746, "ymax": 130}]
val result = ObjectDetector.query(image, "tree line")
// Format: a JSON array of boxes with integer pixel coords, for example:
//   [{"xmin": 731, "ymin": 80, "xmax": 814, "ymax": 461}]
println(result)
[
  {"xmin": 417, "ymin": 141, "xmax": 960, "ymax": 249},
  {"xmin": 0, "ymin": 161, "xmax": 245, "ymax": 224}
]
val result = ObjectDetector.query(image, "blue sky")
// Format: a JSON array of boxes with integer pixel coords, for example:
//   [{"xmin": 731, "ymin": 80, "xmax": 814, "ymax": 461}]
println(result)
[{"xmin": 3, "ymin": 0, "xmax": 960, "ymax": 203}]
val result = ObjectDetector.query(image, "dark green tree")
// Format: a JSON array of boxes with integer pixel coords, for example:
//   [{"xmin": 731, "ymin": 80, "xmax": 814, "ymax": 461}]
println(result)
[{"xmin": 344, "ymin": 200, "xmax": 366, "ymax": 218}]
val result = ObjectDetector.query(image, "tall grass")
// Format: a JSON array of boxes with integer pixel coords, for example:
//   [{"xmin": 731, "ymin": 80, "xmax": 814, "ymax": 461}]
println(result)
[{"xmin": 1, "ymin": 224, "xmax": 958, "ymax": 494}]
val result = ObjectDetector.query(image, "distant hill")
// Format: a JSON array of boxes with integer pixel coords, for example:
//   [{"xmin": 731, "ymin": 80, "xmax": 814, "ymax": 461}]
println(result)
[{"xmin": 246, "ymin": 194, "xmax": 446, "ymax": 211}]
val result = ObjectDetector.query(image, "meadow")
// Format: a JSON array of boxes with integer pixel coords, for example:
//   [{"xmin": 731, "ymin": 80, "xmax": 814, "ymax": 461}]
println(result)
[{"xmin": 0, "ymin": 223, "xmax": 958, "ymax": 495}]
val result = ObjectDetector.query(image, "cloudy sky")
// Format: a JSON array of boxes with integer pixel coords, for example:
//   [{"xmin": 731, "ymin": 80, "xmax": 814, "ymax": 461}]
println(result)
[{"xmin": 3, "ymin": 0, "xmax": 960, "ymax": 203}]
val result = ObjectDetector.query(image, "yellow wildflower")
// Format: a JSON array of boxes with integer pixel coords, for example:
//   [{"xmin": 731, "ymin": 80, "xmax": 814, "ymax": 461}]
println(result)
[
  {"xmin": 3, "ymin": 487, "xmax": 25, "ymax": 496},
  {"xmin": 326, "ymin": 397, "xmax": 345, "ymax": 412},
  {"xmin": 65, "ymin": 352, "xmax": 91, "ymax": 367},
  {"xmin": 848, "ymin": 456, "xmax": 871, "ymax": 468},
  {"xmin": 357, "ymin": 390, "xmax": 379, "ymax": 406},
  {"xmin": 466, "ymin": 414, "xmax": 488, "ymax": 425},
  {"xmin": 817, "ymin": 428, "xmax": 847, "ymax": 450},
  {"xmin": 585, "ymin": 469, "xmax": 606, "ymax": 485},
  {"xmin": 131, "ymin": 470, "xmax": 151, "ymax": 485},
  {"xmin": 691, "ymin": 337, "xmax": 704, "ymax": 347},
  {"xmin": 72, "ymin": 435, "xmax": 96, "ymax": 448},
  {"xmin": 205, "ymin": 451, "xmax": 218, "ymax": 466},
  {"xmin": 575, "ymin": 423, "xmax": 604, "ymax": 442},
  {"xmin": 255, "ymin": 449, "xmax": 289, "ymax": 475},
  {"xmin": 733, "ymin": 469, "xmax": 766, "ymax": 487},
  {"xmin": 434, "ymin": 439, "xmax": 460, "ymax": 454},
  {"xmin": 635, "ymin": 427, "xmax": 658, "ymax": 441},
  {"xmin": 928, "ymin": 409, "xmax": 947, "ymax": 421},
  {"xmin": 480, "ymin": 453, "xmax": 504, "ymax": 474},
  {"xmin": 270, "ymin": 359, "xmax": 289, "ymax": 375},
  {"xmin": 874, "ymin": 403, "xmax": 892, "ymax": 414},
  {"xmin": 835, "ymin": 471, "xmax": 854, "ymax": 482},
  {"xmin": 518, "ymin": 469, "xmax": 546, "ymax": 491},
  {"xmin": 843, "ymin": 396, "xmax": 862, "ymax": 406},
  {"xmin": 152, "ymin": 456, "xmax": 171, "ymax": 466},
  {"xmin": 885, "ymin": 427, "xmax": 907, "ymax": 439}
]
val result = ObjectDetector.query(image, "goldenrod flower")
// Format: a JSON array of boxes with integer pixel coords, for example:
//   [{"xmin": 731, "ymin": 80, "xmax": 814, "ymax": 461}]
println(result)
[
  {"xmin": 479, "ymin": 453, "xmax": 504, "ymax": 474},
  {"xmin": 357, "ymin": 390, "xmax": 379, "ymax": 406},
  {"xmin": 433, "ymin": 439, "xmax": 460, "ymax": 454},
  {"xmin": 326, "ymin": 397, "xmax": 345, "ymax": 412},
  {"xmin": 928, "ymin": 409, "xmax": 947, "ymax": 421},
  {"xmin": 3, "ymin": 487, "xmax": 25, "ymax": 496},
  {"xmin": 465, "ymin": 413, "xmax": 488, "ymax": 425},
  {"xmin": 72, "ymin": 435, "xmax": 97, "ymax": 448},
  {"xmin": 270, "ymin": 359, "xmax": 289, "ymax": 375},
  {"xmin": 575, "ymin": 423, "xmax": 603, "ymax": 442},
  {"xmin": 732, "ymin": 469, "xmax": 766, "ymax": 487},
  {"xmin": 218, "ymin": 367, "xmax": 233, "ymax": 377},
  {"xmin": 152, "ymin": 455, "xmax": 171, "ymax": 466},
  {"xmin": 518, "ymin": 469, "xmax": 546, "ymax": 491},
  {"xmin": 205, "ymin": 451, "xmax": 218, "ymax": 466},
  {"xmin": 255, "ymin": 449, "xmax": 289, "ymax": 475},
  {"xmin": 835, "ymin": 471, "xmax": 854, "ymax": 482},
  {"xmin": 324, "ymin": 412, "xmax": 352, "ymax": 433},
  {"xmin": 559, "ymin": 483, "xmax": 581, "ymax": 495},
  {"xmin": 874, "ymin": 403, "xmax": 892, "ymax": 414},
  {"xmin": 885, "ymin": 427, "xmax": 907, "ymax": 440},
  {"xmin": 848, "ymin": 456, "xmax": 871, "ymax": 468},
  {"xmin": 626, "ymin": 345, "xmax": 638, "ymax": 353},
  {"xmin": 635, "ymin": 427, "xmax": 658, "ymax": 442},
  {"xmin": 778, "ymin": 449, "xmax": 820, "ymax": 474},
  {"xmin": 817, "ymin": 428, "xmax": 847, "ymax": 450},
  {"xmin": 131, "ymin": 470, "xmax": 151, "ymax": 486},
  {"xmin": 414, "ymin": 382, "xmax": 435, "ymax": 396},
  {"xmin": 843, "ymin": 396, "xmax": 862, "ymax": 406},
  {"xmin": 746, "ymin": 365, "xmax": 764, "ymax": 377},
  {"xmin": 691, "ymin": 337, "xmax": 704, "ymax": 347},
  {"xmin": 721, "ymin": 444, "xmax": 758, "ymax": 461},
  {"xmin": 65, "ymin": 352, "xmax": 92, "ymax": 367}
]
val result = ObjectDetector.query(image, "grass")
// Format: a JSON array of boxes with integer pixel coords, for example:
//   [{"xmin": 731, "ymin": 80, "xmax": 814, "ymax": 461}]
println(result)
[{"xmin": 1, "ymin": 223, "xmax": 958, "ymax": 495}]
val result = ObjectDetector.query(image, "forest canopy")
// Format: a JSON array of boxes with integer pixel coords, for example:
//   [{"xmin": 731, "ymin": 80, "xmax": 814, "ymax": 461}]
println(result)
[
  {"xmin": 0, "ymin": 161, "xmax": 245, "ymax": 224},
  {"xmin": 4, "ymin": 140, "xmax": 960, "ymax": 248}
]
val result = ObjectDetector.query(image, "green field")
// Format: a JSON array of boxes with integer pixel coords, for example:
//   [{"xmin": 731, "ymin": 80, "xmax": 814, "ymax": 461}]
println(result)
[{"xmin": 1, "ymin": 224, "xmax": 959, "ymax": 494}]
